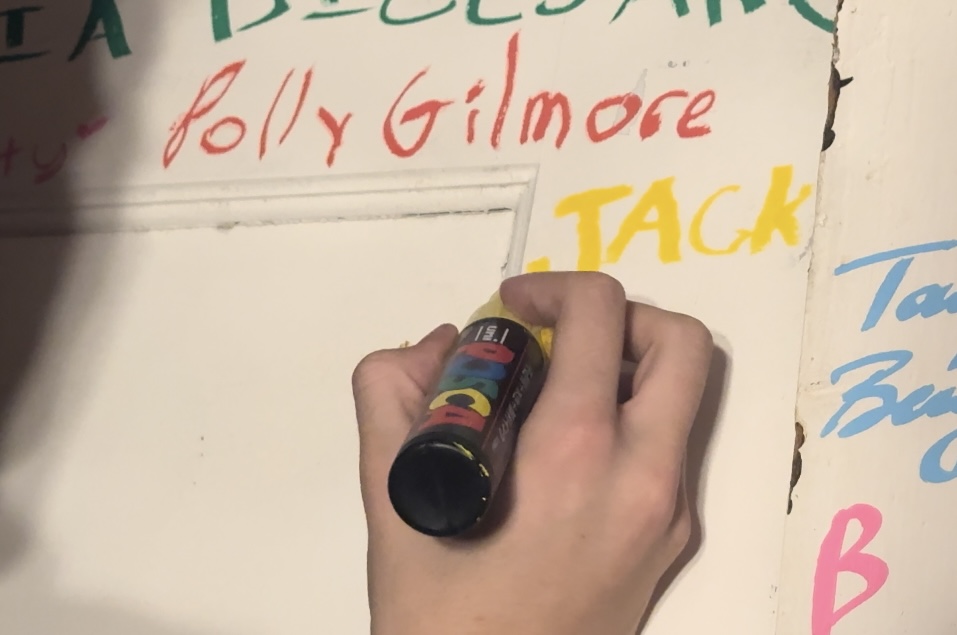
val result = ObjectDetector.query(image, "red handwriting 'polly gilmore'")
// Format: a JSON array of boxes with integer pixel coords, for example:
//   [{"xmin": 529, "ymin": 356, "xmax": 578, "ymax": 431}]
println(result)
[{"xmin": 163, "ymin": 31, "xmax": 716, "ymax": 169}]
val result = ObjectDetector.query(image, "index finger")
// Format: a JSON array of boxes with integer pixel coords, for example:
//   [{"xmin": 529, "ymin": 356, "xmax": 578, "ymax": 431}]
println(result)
[{"xmin": 499, "ymin": 271, "xmax": 627, "ymax": 421}]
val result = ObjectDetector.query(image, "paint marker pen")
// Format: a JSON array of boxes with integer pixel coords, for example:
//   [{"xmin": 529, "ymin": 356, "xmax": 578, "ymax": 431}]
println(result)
[{"xmin": 388, "ymin": 292, "xmax": 552, "ymax": 537}]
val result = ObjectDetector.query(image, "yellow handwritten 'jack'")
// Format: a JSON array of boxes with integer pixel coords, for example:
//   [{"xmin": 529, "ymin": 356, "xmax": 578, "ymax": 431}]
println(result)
[
  {"xmin": 554, "ymin": 185, "xmax": 632, "ymax": 271},
  {"xmin": 530, "ymin": 164, "xmax": 812, "ymax": 271},
  {"xmin": 689, "ymin": 185, "xmax": 750, "ymax": 255},
  {"xmin": 749, "ymin": 165, "xmax": 811, "ymax": 253},
  {"xmin": 526, "ymin": 256, "xmax": 551, "ymax": 272},
  {"xmin": 605, "ymin": 177, "xmax": 682, "ymax": 265}
]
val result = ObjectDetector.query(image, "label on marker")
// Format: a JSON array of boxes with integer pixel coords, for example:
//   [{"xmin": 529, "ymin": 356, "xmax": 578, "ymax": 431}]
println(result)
[
  {"xmin": 414, "ymin": 317, "xmax": 545, "ymax": 466},
  {"xmin": 388, "ymin": 293, "xmax": 551, "ymax": 537}
]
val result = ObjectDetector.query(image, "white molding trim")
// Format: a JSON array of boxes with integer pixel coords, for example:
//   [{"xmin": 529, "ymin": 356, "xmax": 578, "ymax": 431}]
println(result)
[{"xmin": 0, "ymin": 167, "xmax": 539, "ymax": 265}]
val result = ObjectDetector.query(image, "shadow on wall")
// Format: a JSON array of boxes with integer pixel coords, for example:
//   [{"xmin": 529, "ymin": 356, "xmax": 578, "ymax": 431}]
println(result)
[
  {"xmin": 0, "ymin": 3, "xmax": 213, "ymax": 633},
  {"xmin": 637, "ymin": 344, "xmax": 728, "ymax": 634}
]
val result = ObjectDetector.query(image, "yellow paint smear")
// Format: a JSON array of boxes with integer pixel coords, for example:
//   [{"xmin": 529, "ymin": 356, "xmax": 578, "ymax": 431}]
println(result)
[
  {"xmin": 451, "ymin": 442, "xmax": 490, "ymax": 479},
  {"xmin": 452, "ymin": 442, "xmax": 476, "ymax": 461}
]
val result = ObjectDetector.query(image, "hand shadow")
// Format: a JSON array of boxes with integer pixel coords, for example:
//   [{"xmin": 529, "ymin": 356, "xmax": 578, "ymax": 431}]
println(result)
[
  {"xmin": 636, "ymin": 343, "xmax": 729, "ymax": 634},
  {"xmin": 0, "ymin": 4, "xmax": 224, "ymax": 634},
  {"xmin": 0, "ymin": 1, "xmax": 102, "ymax": 574}
]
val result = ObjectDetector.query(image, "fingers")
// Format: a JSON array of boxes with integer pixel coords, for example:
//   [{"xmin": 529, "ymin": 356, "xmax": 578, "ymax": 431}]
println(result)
[
  {"xmin": 500, "ymin": 271, "xmax": 711, "ymax": 476},
  {"xmin": 352, "ymin": 324, "xmax": 458, "ymax": 427},
  {"xmin": 619, "ymin": 303, "xmax": 713, "ymax": 466},
  {"xmin": 500, "ymin": 272, "xmax": 627, "ymax": 421},
  {"xmin": 352, "ymin": 272, "xmax": 712, "ymax": 540},
  {"xmin": 352, "ymin": 324, "xmax": 459, "ymax": 518}
]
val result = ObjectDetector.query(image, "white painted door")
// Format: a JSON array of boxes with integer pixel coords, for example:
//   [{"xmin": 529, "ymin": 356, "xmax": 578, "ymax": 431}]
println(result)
[{"xmin": 0, "ymin": 2, "xmax": 837, "ymax": 634}]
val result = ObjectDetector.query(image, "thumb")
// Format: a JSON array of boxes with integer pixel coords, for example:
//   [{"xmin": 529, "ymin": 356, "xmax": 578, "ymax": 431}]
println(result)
[{"xmin": 352, "ymin": 324, "xmax": 459, "ymax": 514}]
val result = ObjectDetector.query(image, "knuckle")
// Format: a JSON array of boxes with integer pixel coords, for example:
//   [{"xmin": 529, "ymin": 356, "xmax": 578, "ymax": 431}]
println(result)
[
  {"xmin": 667, "ymin": 507, "xmax": 693, "ymax": 553},
  {"xmin": 666, "ymin": 313, "xmax": 714, "ymax": 351},
  {"xmin": 634, "ymin": 469, "xmax": 682, "ymax": 534},
  {"xmin": 576, "ymin": 271, "xmax": 627, "ymax": 307},
  {"xmin": 351, "ymin": 349, "xmax": 396, "ymax": 392}
]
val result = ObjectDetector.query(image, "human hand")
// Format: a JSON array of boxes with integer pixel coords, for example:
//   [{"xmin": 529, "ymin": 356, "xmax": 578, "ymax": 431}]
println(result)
[{"xmin": 352, "ymin": 271, "xmax": 714, "ymax": 635}]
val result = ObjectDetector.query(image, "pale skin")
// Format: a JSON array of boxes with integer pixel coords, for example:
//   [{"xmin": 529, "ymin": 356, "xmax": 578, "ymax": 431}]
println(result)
[{"xmin": 351, "ymin": 271, "xmax": 714, "ymax": 635}]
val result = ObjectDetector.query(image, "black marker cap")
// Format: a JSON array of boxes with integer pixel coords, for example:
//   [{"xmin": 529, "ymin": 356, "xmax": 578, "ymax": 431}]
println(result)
[{"xmin": 387, "ymin": 440, "xmax": 491, "ymax": 537}]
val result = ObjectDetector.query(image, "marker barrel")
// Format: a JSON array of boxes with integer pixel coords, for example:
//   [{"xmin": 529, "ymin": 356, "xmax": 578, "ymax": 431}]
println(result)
[{"xmin": 388, "ymin": 302, "xmax": 549, "ymax": 537}]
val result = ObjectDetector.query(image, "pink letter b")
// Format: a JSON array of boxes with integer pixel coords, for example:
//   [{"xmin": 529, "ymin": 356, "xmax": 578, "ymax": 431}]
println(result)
[{"xmin": 811, "ymin": 503, "xmax": 889, "ymax": 635}]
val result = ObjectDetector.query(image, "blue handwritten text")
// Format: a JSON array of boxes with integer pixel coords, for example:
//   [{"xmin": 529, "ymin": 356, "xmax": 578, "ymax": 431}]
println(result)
[
  {"xmin": 824, "ymin": 239, "xmax": 957, "ymax": 484},
  {"xmin": 835, "ymin": 239, "xmax": 957, "ymax": 332}
]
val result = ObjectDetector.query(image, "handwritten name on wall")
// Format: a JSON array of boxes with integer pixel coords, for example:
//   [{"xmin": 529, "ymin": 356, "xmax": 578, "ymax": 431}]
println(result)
[
  {"xmin": 208, "ymin": 0, "xmax": 835, "ymax": 35},
  {"xmin": 0, "ymin": 0, "xmax": 130, "ymax": 63},
  {"xmin": 156, "ymin": 28, "xmax": 813, "ymax": 268},
  {"xmin": 0, "ymin": 0, "xmax": 835, "ymax": 66},
  {"xmin": 162, "ymin": 33, "xmax": 716, "ymax": 169},
  {"xmin": 1, "ymin": 1, "xmax": 820, "ymax": 271},
  {"xmin": 527, "ymin": 164, "xmax": 812, "ymax": 270},
  {"xmin": 821, "ymin": 239, "xmax": 957, "ymax": 484}
]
